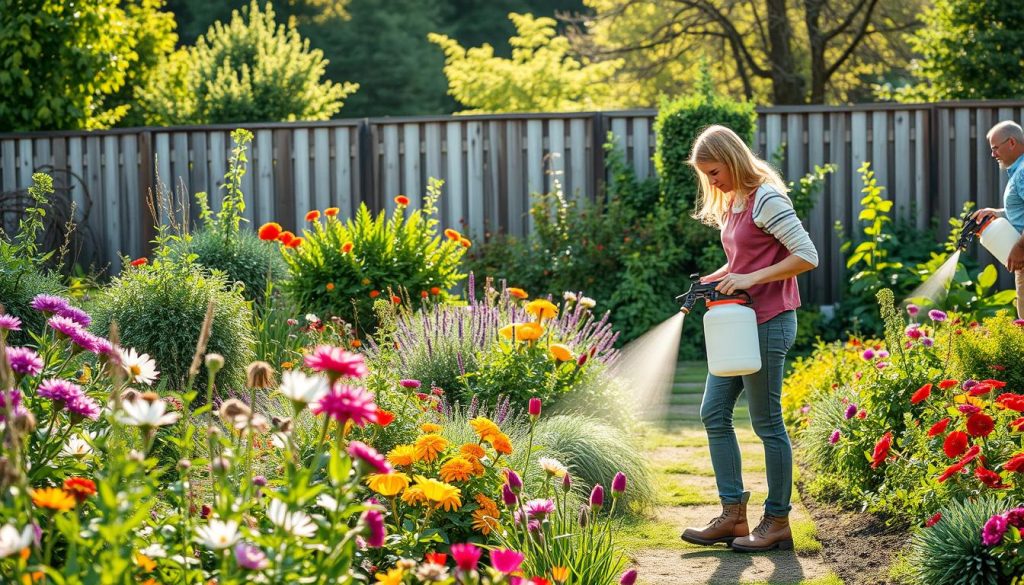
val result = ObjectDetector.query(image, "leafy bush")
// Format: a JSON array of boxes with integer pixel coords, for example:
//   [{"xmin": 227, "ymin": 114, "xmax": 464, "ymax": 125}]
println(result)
[
  {"xmin": 138, "ymin": 0, "xmax": 357, "ymax": 124},
  {"xmin": 953, "ymin": 312, "xmax": 1024, "ymax": 393},
  {"xmin": 908, "ymin": 497, "xmax": 1009, "ymax": 585},
  {"xmin": 280, "ymin": 179, "xmax": 468, "ymax": 335},
  {"xmin": 91, "ymin": 231, "xmax": 256, "ymax": 393}
]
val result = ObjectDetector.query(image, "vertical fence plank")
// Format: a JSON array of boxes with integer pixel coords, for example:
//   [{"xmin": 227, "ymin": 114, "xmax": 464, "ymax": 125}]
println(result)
[
  {"xmin": 1, "ymin": 140, "xmax": 16, "ymax": 191},
  {"xmin": 293, "ymin": 128, "xmax": 311, "ymax": 222},
  {"xmin": 526, "ymin": 120, "xmax": 543, "ymax": 234},
  {"xmin": 632, "ymin": 117, "xmax": 650, "ymax": 181},
  {"xmin": 850, "ymin": 111, "xmax": 868, "ymax": 230},
  {"xmin": 829, "ymin": 112, "xmax": 848, "ymax": 301},
  {"xmin": 17, "ymin": 139, "xmax": 32, "ymax": 187},
  {"xmin": 806, "ymin": 113, "xmax": 827, "ymax": 305},
  {"xmin": 254, "ymin": 130, "xmax": 272, "ymax": 226},
  {"xmin": 765, "ymin": 114, "xmax": 783, "ymax": 159},
  {"xmin": 273, "ymin": 129, "xmax": 294, "ymax": 230},
  {"xmin": 313, "ymin": 128, "xmax": 331, "ymax": 213},
  {"xmin": 382, "ymin": 125, "xmax": 400, "ymax": 213},
  {"xmin": 936, "ymin": 108, "xmax": 952, "ymax": 223},
  {"xmin": 893, "ymin": 110, "xmax": 911, "ymax": 215},
  {"xmin": 445, "ymin": 122, "xmax": 464, "ymax": 226},
  {"xmin": 609, "ymin": 117, "xmax": 627, "ymax": 159},
  {"xmin": 914, "ymin": 110, "xmax": 929, "ymax": 230},
  {"xmin": 208, "ymin": 132, "xmax": 226, "ymax": 213},
  {"xmin": 103, "ymin": 136, "xmax": 122, "ymax": 272},
  {"xmin": 870, "ymin": 111, "xmax": 888, "ymax": 196},
  {"xmin": 505, "ymin": 120, "xmax": 524, "ymax": 237},
  {"xmin": 333, "ymin": 127, "xmax": 352, "ymax": 218},
  {"xmin": 34, "ymin": 138, "xmax": 51, "ymax": 173},
  {"xmin": 68, "ymin": 138, "xmax": 85, "ymax": 222},
  {"xmin": 402, "ymin": 123, "xmax": 421, "ymax": 208},
  {"xmin": 122, "ymin": 135, "xmax": 140, "ymax": 258},
  {"xmin": 975, "ymin": 108, "xmax": 993, "ymax": 213},
  {"xmin": 424, "ymin": 122, "xmax": 442, "ymax": 191},
  {"xmin": 466, "ymin": 121, "xmax": 484, "ymax": 239},
  {"xmin": 486, "ymin": 121, "xmax": 504, "ymax": 237},
  {"xmin": 954, "ymin": 108, "xmax": 971, "ymax": 215},
  {"xmin": 548, "ymin": 119, "xmax": 566, "ymax": 193},
  {"xmin": 569, "ymin": 118, "xmax": 586, "ymax": 199},
  {"xmin": 786, "ymin": 114, "xmax": 804, "ymax": 186},
  {"xmin": 85, "ymin": 136, "xmax": 104, "ymax": 265},
  {"xmin": 192, "ymin": 132, "xmax": 209, "ymax": 214}
]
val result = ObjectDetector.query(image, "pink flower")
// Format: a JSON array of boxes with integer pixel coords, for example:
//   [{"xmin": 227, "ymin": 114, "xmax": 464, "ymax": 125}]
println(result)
[
  {"xmin": 67, "ymin": 394, "xmax": 101, "ymax": 421},
  {"xmin": 563, "ymin": 473, "xmax": 572, "ymax": 493},
  {"xmin": 906, "ymin": 304, "xmax": 920, "ymax": 317},
  {"xmin": 524, "ymin": 499, "xmax": 555, "ymax": 520},
  {"xmin": 399, "ymin": 379, "xmax": 421, "ymax": 389},
  {"xmin": 981, "ymin": 514, "xmax": 1008, "ymax": 546},
  {"xmin": 620, "ymin": 570, "xmax": 638, "ymax": 585},
  {"xmin": 829, "ymin": 430, "xmax": 841, "ymax": 444},
  {"xmin": 612, "ymin": 471, "xmax": 627, "ymax": 495},
  {"xmin": 861, "ymin": 349, "xmax": 875, "ymax": 361},
  {"xmin": 38, "ymin": 378, "xmax": 84, "ymax": 404},
  {"xmin": 47, "ymin": 315, "xmax": 83, "ymax": 339},
  {"xmin": 360, "ymin": 502, "xmax": 386, "ymax": 547},
  {"xmin": 528, "ymin": 397, "xmax": 542, "ymax": 418},
  {"xmin": 1014, "ymin": 319, "xmax": 1024, "ymax": 327},
  {"xmin": 234, "ymin": 543, "xmax": 269, "ymax": 570},
  {"xmin": 312, "ymin": 384, "xmax": 378, "ymax": 427},
  {"xmin": 0, "ymin": 314, "xmax": 22, "ymax": 331},
  {"xmin": 928, "ymin": 309, "xmax": 947, "ymax": 322},
  {"xmin": 30, "ymin": 294, "xmax": 70, "ymax": 314},
  {"xmin": 347, "ymin": 440, "xmax": 392, "ymax": 474},
  {"xmin": 450, "ymin": 543, "xmax": 482, "ymax": 571},
  {"xmin": 920, "ymin": 337, "xmax": 934, "ymax": 347},
  {"xmin": 905, "ymin": 325, "xmax": 923, "ymax": 340},
  {"xmin": 590, "ymin": 484, "xmax": 605, "ymax": 508},
  {"xmin": 0, "ymin": 389, "xmax": 26, "ymax": 422},
  {"xmin": 57, "ymin": 305, "xmax": 91, "ymax": 327},
  {"xmin": 304, "ymin": 345, "xmax": 368, "ymax": 380},
  {"xmin": 504, "ymin": 469, "xmax": 523, "ymax": 493},
  {"xmin": 501, "ymin": 483, "xmax": 518, "ymax": 506},
  {"xmin": 958, "ymin": 404, "xmax": 981, "ymax": 415},
  {"xmin": 490, "ymin": 549, "xmax": 525, "ymax": 574},
  {"xmin": 7, "ymin": 347, "xmax": 43, "ymax": 376}
]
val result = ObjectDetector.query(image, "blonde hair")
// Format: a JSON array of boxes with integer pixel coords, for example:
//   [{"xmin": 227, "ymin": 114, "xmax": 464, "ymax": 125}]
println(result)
[{"xmin": 688, "ymin": 125, "xmax": 788, "ymax": 228}]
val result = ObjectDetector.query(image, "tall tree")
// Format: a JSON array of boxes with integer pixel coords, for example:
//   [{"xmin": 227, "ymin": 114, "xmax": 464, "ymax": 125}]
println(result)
[
  {"xmin": 569, "ymin": 0, "xmax": 920, "ymax": 105},
  {"xmin": 887, "ymin": 0, "xmax": 1024, "ymax": 101}
]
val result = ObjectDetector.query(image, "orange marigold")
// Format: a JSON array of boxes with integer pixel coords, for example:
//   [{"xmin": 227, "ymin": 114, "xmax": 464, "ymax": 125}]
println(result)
[
  {"xmin": 341, "ymin": 241, "xmax": 354, "ymax": 253},
  {"xmin": 490, "ymin": 432, "xmax": 513, "ymax": 455},
  {"xmin": 287, "ymin": 237, "xmax": 304, "ymax": 249},
  {"xmin": 325, "ymin": 207, "xmax": 340, "ymax": 217},
  {"xmin": 305, "ymin": 210, "xmax": 321, "ymax": 222},
  {"xmin": 326, "ymin": 283, "xmax": 335, "ymax": 291},
  {"xmin": 63, "ymin": 477, "xmax": 97, "ymax": 502},
  {"xmin": 460, "ymin": 443, "xmax": 486, "ymax": 460},
  {"xmin": 471, "ymin": 494, "xmax": 500, "ymax": 535},
  {"xmin": 444, "ymin": 228, "xmax": 461, "ymax": 241},
  {"xmin": 277, "ymin": 231, "xmax": 295, "ymax": 246},
  {"xmin": 401, "ymin": 485, "xmax": 428, "ymax": 506},
  {"xmin": 387, "ymin": 444, "xmax": 418, "ymax": 466},
  {"xmin": 430, "ymin": 286, "xmax": 441, "ymax": 295},
  {"xmin": 469, "ymin": 417, "xmax": 501, "ymax": 442},
  {"xmin": 414, "ymin": 434, "xmax": 449, "ymax": 463},
  {"xmin": 507, "ymin": 287, "xmax": 528, "ymax": 299},
  {"xmin": 391, "ymin": 295, "xmax": 402, "ymax": 305},
  {"xmin": 370, "ymin": 290, "xmax": 381, "ymax": 298},
  {"xmin": 439, "ymin": 456, "xmax": 475, "ymax": 482},
  {"xmin": 31, "ymin": 487, "xmax": 76, "ymax": 511},
  {"xmin": 395, "ymin": 195, "xmax": 410, "ymax": 206},
  {"xmin": 459, "ymin": 237, "xmax": 472, "ymax": 248},
  {"xmin": 421, "ymin": 423, "xmax": 443, "ymax": 434},
  {"xmin": 258, "ymin": 222, "xmax": 282, "ymax": 241}
]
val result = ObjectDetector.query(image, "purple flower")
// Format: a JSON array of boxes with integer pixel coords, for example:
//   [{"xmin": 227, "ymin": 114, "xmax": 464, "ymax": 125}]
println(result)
[
  {"xmin": 360, "ymin": 503, "xmax": 386, "ymax": 547},
  {"xmin": 981, "ymin": 513, "xmax": 1008, "ymax": 546},
  {"xmin": 905, "ymin": 325, "xmax": 923, "ymax": 340},
  {"xmin": 620, "ymin": 570, "xmax": 638, "ymax": 585},
  {"xmin": 1006, "ymin": 508, "xmax": 1024, "ymax": 529},
  {"xmin": 7, "ymin": 347, "xmax": 43, "ymax": 377},
  {"xmin": 312, "ymin": 384, "xmax": 378, "ymax": 427},
  {"xmin": 861, "ymin": 349, "xmax": 875, "ymax": 361},
  {"xmin": 906, "ymin": 304, "xmax": 920, "ymax": 317},
  {"xmin": 399, "ymin": 379, "xmax": 421, "ymax": 389},
  {"xmin": 347, "ymin": 440, "xmax": 392, "ymax": 474},
  {"xmin": 66, "ymin": 394, "xmax": 101, "ymax": 421},
  {"xmin": 876, "ymin": 361, "xmax": 889, "ymax": 370},
  {"xmin": 30, "ymin": 294, "xmax": 70, "ymax": 314},
  {"xmin": 47, "ymin": 315, "xmax": 83, "ymax": 339},
  {"xmin": 67, "ymin": 328, "xmax": 103, "ymax": 353},
  {"xmin": 57, "ymin": 305, "xmax": 91, "ymax": 327},
  {"xmin": 38, "ymin": 378, "xmax": 84, "ymax": 404},
  {"xmin": 963, "ymin": 379, "xmax": 978, "ymax": 391},
  {"xmin": 844, "ymin": 404, "xmax": 857, "ymax": 419},
  {"xmin": 829, "ymin": 430, "xmax": 841, "ymax": 444},
  {"xmin": 590, "ymin": 484, "xmax": 605, "ymax": 509},
  {"xmin": 501, "ymin": 483, "xmax": 517, "ymax": 506},
  {"xmin": 0, "ymin": 389, "xmax": 26, "ymax": 422},
  {"xmin": 0, "ymin": 314, "xmax": 22, "ymax": 332},
  {"xmin": 504, "ymin": 469, "xmax": 523, "ymax": 493},
  {"xmin": 958, "ymin": 404, "xmax": 981, "ymax": 415},
  {"xmin": 234, "ymin": 542, "xmax": 268, "ymax": 570},
  {"xmin": 612, "ymin": 471, "xmax": 627, "ymax": 495},
  {"xmin": 563, "ymin": 473, "xmax": 572, "ymax": 493},
  {"xmin": 253, "ymin": 475, "xmax": 268, "ymax": 487},
  {"xmin": 524, "ymin": 499, "xmax": 555, "ymax": 520},
  {"xmin": 920, "ymin": 337, "xmax": 934, "ymax": 348},
  {"xmin": 928, "ymin": 309, "xmax": 947, "ymax": 323},
  {"xmin": 877, "ymin": 350, "xmax": 890, "ymax": 359}
]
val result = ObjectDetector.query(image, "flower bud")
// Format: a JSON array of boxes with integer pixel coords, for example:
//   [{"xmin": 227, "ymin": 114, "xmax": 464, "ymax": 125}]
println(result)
[
  {"xmin": 612, "ymin": 472, "xmax": 627, "ymax": 496},
  {"xmin": 578, "ymin": 504, "xmax": 590, "ymax": 528},
  {"xmin": 590, "ymin": 484, "xmax": 605, "ymax": 509},
  {"xmin": 212, "ymin": 456, "xmax": 231, "ymax": 473},
  {"xmin": 562, "ymin": 473, "xmax": 572, "ymax": 494},
  {"xmin": 528, "ymin": 397, "xmax": 542, "ymax": 419},
  {"xmin": 205, "ymin": 353, "xmax": 225, "ymax": 374},
  {"xmin": 504, "ymin": 469, "xmax": 523, "ymax": 494},
  {"xmin": 178, "ymin": 459, "xmax": 192, "ymax": 471},
  {"xmin": 246, "ymin": 361, "xmax": 275, "ymax": 389}
]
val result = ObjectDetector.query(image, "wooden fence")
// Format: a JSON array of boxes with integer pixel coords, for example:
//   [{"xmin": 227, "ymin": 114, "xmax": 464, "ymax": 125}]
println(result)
[{"xmin": 2, "ymin": 101, "xmax": 1023, "ymax": 303}]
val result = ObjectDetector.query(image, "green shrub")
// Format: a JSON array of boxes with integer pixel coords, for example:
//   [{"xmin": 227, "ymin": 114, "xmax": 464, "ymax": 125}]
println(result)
[
  {"xmin": 953, "ymin": 312, "xmax": 1024, "ymax": 390},
  {"xmin": 91, "ymin": 230, "xmax": 255, "ymax": 393},
  {"xmin": 908, "ymin": 497, "xmax": 1007, "ymax": 585},
  {"xmin": 281, "ymin": 178, "xmax": 467, "ymax": 335}
]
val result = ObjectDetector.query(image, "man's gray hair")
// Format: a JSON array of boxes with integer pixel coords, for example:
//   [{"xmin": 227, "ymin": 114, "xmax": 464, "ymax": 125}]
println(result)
[{"xmin": 987, "ymin": 120, "xmax": 1024, "ymax": 143}]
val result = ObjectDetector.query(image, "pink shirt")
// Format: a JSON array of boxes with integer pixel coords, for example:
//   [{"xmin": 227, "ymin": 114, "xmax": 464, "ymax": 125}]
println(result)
[{"xmin": 721, "ymin": 189, "xmax": 802, "ymax": 324}]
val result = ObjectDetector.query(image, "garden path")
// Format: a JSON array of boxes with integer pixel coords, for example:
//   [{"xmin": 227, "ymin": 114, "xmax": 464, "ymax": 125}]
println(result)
[{"xmin": 621, "ymin": 362, "xmax": 841, "ymax": 585}]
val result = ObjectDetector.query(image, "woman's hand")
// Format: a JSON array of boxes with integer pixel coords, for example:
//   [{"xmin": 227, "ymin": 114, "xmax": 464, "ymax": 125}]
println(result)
[{"xmin": 715, "ymin": 273, "xmax": 759, "ymax": 295}]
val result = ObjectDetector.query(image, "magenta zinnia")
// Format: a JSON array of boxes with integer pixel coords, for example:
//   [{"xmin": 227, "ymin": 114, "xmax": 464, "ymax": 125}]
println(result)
[
  {"xmin": 348, "ymin": 440, "xmax": 392, "ymax": 474},
  {"xmin": 360, "ymin": 502, "xmax": 386, "ymax": 547},
  {"xmin": 490, "ymin": 549, "xmax": 525, "ymax": 574},
  {"xmin": 450, "ymin": 543, "xmax": 482, "ymax": 572},
  {"xmin": 524, "ymin": 498, "xmax": 555, "ymax": 520},
  {"xmin": 0, "ymin": 314, "xmax": 22, "ymax": 331},
  {"xmin": 304, "ymin": 345, "xmax": 368, "ymax": 380},
  {"xmin": 7, "ymin": 347, "xmax": 43, "ymax": 376},
  {"xmin": 30, "ymin": 294, "xmax": 70, "ymax": 314},
  {"xmin": 57, "ymin": 305, "xmax": 91, "ymax": 327},
  {"xmin": 47, "ymin": 315, "xmax": 83, "ymax": 339},
  {"xmin": 312, "ymin": 384, "xmax": 378, "ymax": 426}
]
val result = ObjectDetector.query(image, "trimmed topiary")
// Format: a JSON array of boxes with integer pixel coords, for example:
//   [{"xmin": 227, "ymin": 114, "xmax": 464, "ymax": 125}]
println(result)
[
  {"xmin": 908, "ymin": 496, "xmax": 1007, "ymax": 585},
  {"xmin": 91, "ymin": 234, "xmax": 255, "ymax": 394}
]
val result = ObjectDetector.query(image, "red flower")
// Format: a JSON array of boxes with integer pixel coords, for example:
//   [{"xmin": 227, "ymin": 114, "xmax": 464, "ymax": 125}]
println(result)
[
  {"xmin": 1005, "ymin": 453, "xmax": 1024, "ymax": 473},
  {"xmin": 966, "ymin": 413, "xmax": 995, "ymax": 438},
  {"xmin": 943, "ymin": 431, "xmax": 969, "ymax": 458},
  {"xmin": 421, "ymin": 291, "xmax": 428, "ymax": 298},
  {"xmin": 981, "ymin": 379, "xmax": 1007, "ymax": 388},
  {"xmin": 910, "ymin": 383, "xmax": 932, "ymax": 404},
  {"xmin": 531, "ymin": 579, "xmax": 551, "ymax": 585},
  {"xmin": 924, "ymin": 513, "xmax": 942, "ymax": 527},
  {"xmin": 459, "ymin": 237, "xmax": 472, "ymax": 248},
  {"xmin": 277, "ymin": 231, "xmax": 295, "ymax": 246},
  {"xmin": 63, "ymin": 477, "xmax": 97, "ymax": 502},
  {"xmin": 341, "ymin": 241, "xmax": 354, "ymax": 253},
  {"xmin": 305, "ymin": 210, "xmax": 321, "ymax": 222},
  {"xmin": 130, "ymin": 257, "xmax": 148, "ymax": 267},
  {"xmin": 287, "ymin": 237, "xmax": 304, "ymax": 249},
  {"xmin": 996, "ymin": 393, "xmax": 1024, "ymax": 412},
  {"xmin": 1010, "ymin": 417, "xmax": 1024, "ymax": 432},
  {"xmin": 871, "ymin": 432, "xmax": 893, "ymax": 469},
  {"xmin": 968, "ymin": 383, "xmax": 994, "ymax": 397},
  {"xmin": 928, "ymin": 418, "xmax": 951, "ymax": 437},
  {"xmin": 938, "ymin": 445, "xmax": 982, "ymax": 482},
  {"xmin": 394, "ymin": 195, "xmax": 410, "ymax": 206},
  {"xmin": 425, "ymin": 552, "xmax": 446, "ymax": 565},
  {"xmin": 991, "ymin": 365, "xmax": 1007, "ymax": 372},
  {"xmin": 369, "ymin": 290, "xmax": 380, "ymax": 298},
  {"xmin": 975, "ymin": 466, "xmax": 1010, "ymax": 489},
  {"xmin": 938, "ymin": 379, "xmax": 959, "ymax": 390},
  {"xmin": 430, "ymin": 286, "xmax": 441, "ymax": 295},
  {"xmin": 258, "ymin": 222, "xmax": 282, "ymax": 241},
  {"xmin": 391, "ymin": 295, "xmax": 401, "ymax": 305},
  {"xmin": 375, "ymin": 410, "xmax": 395, "ymax": 427},
  {"xmin": 325, "ymin": 207, "xmax": 339, "ymax": 217},
  {"xmin": 857, "ymin": 410, "xmax": 867, "ymax": 419}
]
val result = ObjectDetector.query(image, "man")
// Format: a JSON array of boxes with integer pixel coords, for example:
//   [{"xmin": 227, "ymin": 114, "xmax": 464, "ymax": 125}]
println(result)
[{"xmin": 973, "ymin": 120, "xmax": 1024, "ymax": 318}]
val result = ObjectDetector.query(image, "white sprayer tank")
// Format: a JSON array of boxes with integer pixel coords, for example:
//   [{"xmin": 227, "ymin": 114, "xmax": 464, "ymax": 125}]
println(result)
[
  {"xmin": 978, "ymin": 217, "xmax": 1022, "ymax": 270},
  {"xmin": 703, "ymin": 299, "xmax": 762, "ymax": 377}
]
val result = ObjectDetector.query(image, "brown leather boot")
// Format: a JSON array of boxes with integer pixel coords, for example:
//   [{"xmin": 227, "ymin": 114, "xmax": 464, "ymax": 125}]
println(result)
[
  {"xmin": 730, "ymin": 513, "xmax": 793, "ymax": 552},
  {"xmin": 680, "ymin": 491, "xmax": 750, "ymax": 546}
]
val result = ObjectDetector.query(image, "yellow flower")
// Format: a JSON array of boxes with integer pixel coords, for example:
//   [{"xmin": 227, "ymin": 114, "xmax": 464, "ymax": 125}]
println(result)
[
  {"xmin": 414, "ymin": 434, "xmax": 449, "ymax": 463},
  {"xmin": 412, "ymin": 475, "xmax": 462, "ymax": 511},
  {"xmin": 469, "ymin": 417, "xmax": 501, "ymax": 442},
  {"xmin": 401, "ymin": 485, "xmax": 428, "ymax": 506},
  {"xmin": 507, "ymin": 287, "xmax": 528, "ymax": 299},
  {"xmin": 525, "ymin": 299, "xmax": 558, "ymax": 320},
  {"xmin": 366, "ymin": 472, "xmax": 410, "ymax": 496},
  {"xmin": 954, "ymin": 394, "xmax": 985, "ymax": 408},
  {"xmin": 515, "ymin": 322, "xmax": 545, "ymax": 341},
  {"xmin": 31, "ymin": 487, "xmax": 76, "ymax": 512},
  {"xmin": 549, "ymin": 343, "xmax": 573, "ymax": 361},
  {"xmin": 490, "ymin": 432, "xmax": 513, "ymax": 455},
  {"xmin": 460, "ymin": 443, "xmax": 486, "ymax": 460},
  {"xmin": 375, "ymin": 568, "xmax": 405, "ymax": 585},
  {"xmin": 498, "ymin": 323, "xmax": 516, "ymax": 340},
  {"xmin": 551, "ymin": 566, "xmax": 570, "ymax": 583},
  {"xmin": 387, "ymin": 444, "xmax": 418, "ymax": 466},
  {"xmin": 420, "ymin": 423, "xmax": 443, "ymax": 434},
  {"xmin": 439, "ymin": 456, "xmax": 475, "ymax": 483}
]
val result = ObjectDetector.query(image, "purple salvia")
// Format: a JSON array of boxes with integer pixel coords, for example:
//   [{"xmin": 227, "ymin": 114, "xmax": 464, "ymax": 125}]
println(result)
[
  {"xmin": 425, "ymin": 334, "xmax": 433, "ymax": 359},
  {"xmin": 468, "ymin": 395, "xmax": 479, "ymax": 419},
  {"xmin": 468, "ymin": 272, "xmax": 476, "ymax": 305},
  {"xmin": 458, "ymin": 310, "xmax": 464, "ymax": 341},
  {"xmin": 456, "ymin": 350, "xmax": 465, "ymax": 377}
]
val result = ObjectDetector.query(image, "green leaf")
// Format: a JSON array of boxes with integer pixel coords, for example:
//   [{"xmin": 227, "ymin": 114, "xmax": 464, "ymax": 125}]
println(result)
[{"xmin": 976, "ymin": 264, "xmax": 997, "ymax": 290}]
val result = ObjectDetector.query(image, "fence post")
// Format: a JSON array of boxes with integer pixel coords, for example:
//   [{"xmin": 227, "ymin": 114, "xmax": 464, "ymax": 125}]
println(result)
[
  {"xmin": 592, "ymin": 112, "xmax": 606, "ymax": 201},
  {"xmin": 137, "ymin": 130, "xmax": 156, "ymax": 254},
  {"xmin": 358, "ymin": 119, "xmax": 375, "ymax": 209}
]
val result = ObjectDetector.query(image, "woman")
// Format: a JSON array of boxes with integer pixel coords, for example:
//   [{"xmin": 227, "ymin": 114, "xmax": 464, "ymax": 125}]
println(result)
[{"xmin": 679, "ymin": 125, "xmax": 818, "ymax": 552}]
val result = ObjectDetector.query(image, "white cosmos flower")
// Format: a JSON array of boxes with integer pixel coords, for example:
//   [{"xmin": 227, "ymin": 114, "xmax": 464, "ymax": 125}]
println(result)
[
  {"xmin": 316, "ymin": 494, "xmax": 341, "ymax": 513},
  {"xmin": 267, "ymin": 499, "xmax": 317, "ymax": 538},
  {"xmin": 0, "ymin": 524, "xmax": 34, "ymax": 558},
  {"xmin": 579, "ymin": 296, "xmax": 596, "ymax": 309},
  {"xmin": 119, "ymin": 398, "xmax": 180, "ymax": 428},
  {"xmin": 277, "ymin": 370, "xmax": 330, "ymax": 405},
  {"xmin": 195, "ymin": 520, "xmax": 241, "ymax": 550},
  {"xmin": 61, "ymin": 436, "xmax": 93, "ymax": 458},
  {"xmin": 119, "ymin": 348, "xmax": 160, "ymax": 385},
  {"xmin": 139, "ymin": 542, "xmax": 167, "ymax": 558},
  {"xmin": 538, "ymin": 457, "xmax": 568, "ymax": 478}
]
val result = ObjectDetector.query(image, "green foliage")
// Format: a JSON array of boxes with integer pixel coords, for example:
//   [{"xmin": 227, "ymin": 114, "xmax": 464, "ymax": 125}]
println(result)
[
  {"xmin": 429, "ymin": 12, "xmax": 623, "ymax": 113},
  {"xmin": 0, "ymin": 0, "xmax": 176, "ymax": 130},
  {"xmin": 908, "ymin": 497, "xmax": 1007, "ymax": 585},
  {"xmin": 887, "ymin": 0, "xmax": 1024, "ymax": 102},
  {"xmin": 281, "ymin": 179, "xmax": 467, "ymax": 335},
  {"xmin": 112, "ymin": 0, "xmax": 181, "ymax": 127},
  {"xmin": 91, "ymin": 230, "xmax": 256, "ymax": 393},
  {"xmin": 138, "ymin": 0, "xmax": 357, "ymax": 124},
  {"xmin": 771, "ymin": 144, "xmax": 836, "ymax": 221},
  {"xmin": 953, "ymin": 312, "xmax": 1024, "ymax": 391}
]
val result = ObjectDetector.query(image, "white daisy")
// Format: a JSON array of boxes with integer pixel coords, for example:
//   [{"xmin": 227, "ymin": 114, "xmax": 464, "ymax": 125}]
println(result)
[
  {"xmin": 267, "ymin": 499, "xmax": 317, "ymax": 538},
  {"xmin": 538, "ymin": 457, "xmax": 568, "ymax": 478},
  {"xmin": 139, "ymin": 542, "xmax": 167, "ymax": 558},
  {"xmin": 119, "ymin": 398, "xmax": 180, "ymax": 429},
  {"xmin": 61, "ymin": 436, "xmax": 93, "ymax": 458},
  {"xmin": 194, "ymin": 520, "xmax": 241, "ymax": 550},
  {"xmin": 119, "ymin": 347, "xmax": 160, "ymax": 386},
  {"xmin": 0, "ymin": 524, "xmax": 34, "ymax": 558},
  {"xmin": 277, "ymin": 370, "xmax": 330, "ymax": 406}
]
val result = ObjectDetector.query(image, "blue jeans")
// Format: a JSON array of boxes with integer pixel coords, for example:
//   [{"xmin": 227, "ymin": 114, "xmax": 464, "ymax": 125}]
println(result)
[{"xmin": 699, "ymin": 310, "xmax": 797, "ymax": 516}]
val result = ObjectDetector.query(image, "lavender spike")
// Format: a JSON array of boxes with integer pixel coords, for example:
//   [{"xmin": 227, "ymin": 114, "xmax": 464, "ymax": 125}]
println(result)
[{"xmin": 468, "ymin": 272, "xmax": 476, "ymax": 305}]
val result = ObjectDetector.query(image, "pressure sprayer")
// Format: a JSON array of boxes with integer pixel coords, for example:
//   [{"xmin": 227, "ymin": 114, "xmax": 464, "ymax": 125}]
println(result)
[
  {"xmin": 676, "ymin": 273, "xmax": 762, "ymax": 377},
  {"xmin": 957, "ymin": 215, "xmax": 1022, "ymax": 268}
]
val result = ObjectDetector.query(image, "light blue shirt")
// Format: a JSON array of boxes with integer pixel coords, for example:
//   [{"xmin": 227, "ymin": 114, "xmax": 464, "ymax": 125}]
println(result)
[{"xmin": 1004, "ymin": 155, "xmax": 1024, "ymax": 232}]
